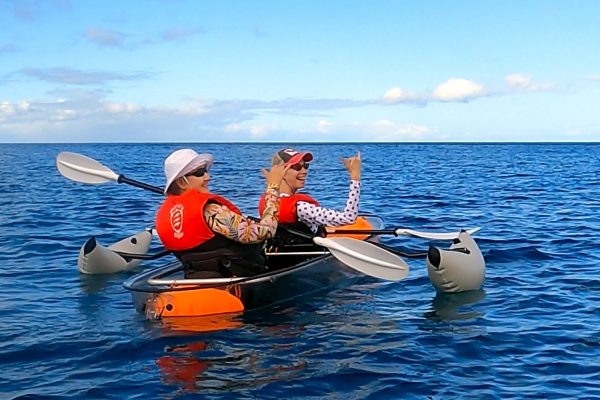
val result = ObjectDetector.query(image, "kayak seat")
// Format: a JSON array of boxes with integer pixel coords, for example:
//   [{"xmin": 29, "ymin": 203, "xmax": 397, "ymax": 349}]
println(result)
[{"xmin": 176, "ymin": 248, "xmax": 267, "ymax": 278}]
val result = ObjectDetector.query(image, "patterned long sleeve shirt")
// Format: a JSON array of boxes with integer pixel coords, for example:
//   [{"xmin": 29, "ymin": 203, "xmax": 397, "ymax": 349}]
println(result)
[
  {"xmin": 296, "ymin": 180, "xmax": 361, "ymax": 233},
  {"xmin": 203, "ymin": 186, "xmax": 280, "ymax": 243}
]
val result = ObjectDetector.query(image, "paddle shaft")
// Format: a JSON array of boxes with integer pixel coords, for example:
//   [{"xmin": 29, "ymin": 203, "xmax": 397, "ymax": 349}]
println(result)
[
  {"xmin": 329, "ymin": 229, "xmax": 401, "ymax": 236},
  {"xmin": 115, "ymin": 248, "xmax": 171, "ymax": 260},
  {"xmin": 328, "ymin": 227, "xmax": 480, "ymax": 240},
  {"xmin": 118, "ymin": 175, "xmax": 164, "ymax": 195},
  {"xmin": 113, "ymin": 245, "xmax": 425, "ymax": 261}
]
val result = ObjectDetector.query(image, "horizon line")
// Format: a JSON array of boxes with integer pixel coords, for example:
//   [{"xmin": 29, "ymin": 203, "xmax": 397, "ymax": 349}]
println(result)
[{"xmin": 2, "ymin": 140, "xmax": 600, "ymax": 145}]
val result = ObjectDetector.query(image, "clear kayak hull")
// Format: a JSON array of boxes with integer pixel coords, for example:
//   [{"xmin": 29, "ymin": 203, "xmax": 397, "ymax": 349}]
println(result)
[{"xmin": 123, "ymin": 215, "xmax": 385, "ymax": 319}]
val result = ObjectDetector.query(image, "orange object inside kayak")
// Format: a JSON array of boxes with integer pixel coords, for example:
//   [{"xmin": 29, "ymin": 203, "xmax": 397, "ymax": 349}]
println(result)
[
  {"xmin": 148, "ymin": 288, "xmax": 244, "ymax": 318},
  {"xmin": 325, "ymin": 216, "xmax": 374, "ymax": 240}
]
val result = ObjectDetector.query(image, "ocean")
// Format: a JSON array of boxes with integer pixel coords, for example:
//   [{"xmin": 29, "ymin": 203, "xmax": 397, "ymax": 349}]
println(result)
[{"xmin": 1, "ymin": 143, "xmax": 599, "ymax": 399}]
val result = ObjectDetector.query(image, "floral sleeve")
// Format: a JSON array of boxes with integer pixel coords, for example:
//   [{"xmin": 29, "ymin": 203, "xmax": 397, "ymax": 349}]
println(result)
[{"xmin": 203, "ymin": 187, "xmax": 280, "ymax": 244}]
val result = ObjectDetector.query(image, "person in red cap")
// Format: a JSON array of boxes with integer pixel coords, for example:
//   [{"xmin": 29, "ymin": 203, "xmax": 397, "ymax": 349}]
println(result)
[
  {"xmin": 259, "ymin": 148, "xmax": 361, "ymax": 235},
  {"xmin": 155, "ymin": 148, "xmax": 289, "ymax": 278}
]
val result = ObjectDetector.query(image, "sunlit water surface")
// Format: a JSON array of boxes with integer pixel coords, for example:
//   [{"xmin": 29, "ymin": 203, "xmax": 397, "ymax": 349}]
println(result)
[{"xmin": 1, "ymin": 143, "xmax": 599, "ymax": 399}]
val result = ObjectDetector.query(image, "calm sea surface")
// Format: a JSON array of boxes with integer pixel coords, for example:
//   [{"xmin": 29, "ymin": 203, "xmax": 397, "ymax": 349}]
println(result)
[{"xmin": 1, "ymin": 143, "xmax": 599, "ymax": 399}]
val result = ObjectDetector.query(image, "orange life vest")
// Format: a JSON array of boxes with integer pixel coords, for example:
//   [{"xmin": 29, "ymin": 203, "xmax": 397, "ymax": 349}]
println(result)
[
  {"xmin": 156, "ymin": 190, "xmax": 240, "ymax": 251},
  {"xmin": 258, "ymin": 193, "xmax": 319, "ymax": 224}
]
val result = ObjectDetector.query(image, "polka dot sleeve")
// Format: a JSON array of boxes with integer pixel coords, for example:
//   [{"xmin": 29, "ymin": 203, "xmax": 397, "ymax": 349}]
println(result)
[{"xmin": 296, "ymin": 180, "xmax": 361, "ymax": 233}]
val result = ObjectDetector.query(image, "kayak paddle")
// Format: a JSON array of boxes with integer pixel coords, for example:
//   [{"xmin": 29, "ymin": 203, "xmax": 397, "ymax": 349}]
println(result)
[
  {"xmin": 313, "ymin": 236, "xmax": 409, "ymax": 281},
  {"xmin": 279, "ymin": 225, "xmax": 410, "ymax": 280},
  {"xmin": 56, "ymin": 151, "xmax": 164, "ymax": 194},
  {"xmin": 326, "ymin": 227, "xmax": 481, "ymax": 240}
]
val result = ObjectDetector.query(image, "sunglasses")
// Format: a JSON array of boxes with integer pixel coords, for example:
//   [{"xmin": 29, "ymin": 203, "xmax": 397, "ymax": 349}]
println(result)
[
  {"xmin": 187, "ymin": 167, "xmax": 207, "ymax": 177},
  {"xmin": 290, "ymin": 162, "xmax": 310, "ymax": 171}
]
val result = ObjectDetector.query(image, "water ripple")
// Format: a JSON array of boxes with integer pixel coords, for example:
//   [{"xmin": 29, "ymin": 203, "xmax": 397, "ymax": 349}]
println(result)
[{"xmin": 1, "ymin": 143, "xmax": 600, "ymax": 398}]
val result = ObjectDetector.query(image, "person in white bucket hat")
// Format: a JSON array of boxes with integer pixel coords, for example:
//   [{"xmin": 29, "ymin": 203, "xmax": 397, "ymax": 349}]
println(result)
[
  {"xmin": 162, "ymin": 148, "xmax": 214, "ymax": 195},
  {"xmin": 155, "ymin": 148, "xmax": 289, "ymax": 278}
]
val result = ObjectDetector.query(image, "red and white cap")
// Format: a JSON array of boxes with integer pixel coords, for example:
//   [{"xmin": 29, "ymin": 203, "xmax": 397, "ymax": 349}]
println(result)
[{"xmin": 272, "ymin": 148, "xmax": 313, "ymax": 166}]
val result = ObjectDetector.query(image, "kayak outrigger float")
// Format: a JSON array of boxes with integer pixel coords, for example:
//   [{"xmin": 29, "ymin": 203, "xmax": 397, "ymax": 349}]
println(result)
[
  {"xmin": 56, "ymin": 151, "xmax": 487, "ymax": 320},
  {"xmin": 77, "ymin": 230, "xmax": 153, "ymax": 274}
]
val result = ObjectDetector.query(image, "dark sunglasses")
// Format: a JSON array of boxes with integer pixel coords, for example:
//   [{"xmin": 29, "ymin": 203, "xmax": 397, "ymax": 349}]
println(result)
[
  {"xmin": 187, "ymin": 167, "xmax": 207, "ymax": 177},
  {"xmin": 290, "ymin": 162, "xmax": 310, "ymax": 171}
]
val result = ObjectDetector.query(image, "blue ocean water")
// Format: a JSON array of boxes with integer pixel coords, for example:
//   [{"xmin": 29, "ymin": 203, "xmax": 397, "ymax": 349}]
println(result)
[{"xmin": 1, "ymin": 142, "xmax": 599, "ymax": 399}]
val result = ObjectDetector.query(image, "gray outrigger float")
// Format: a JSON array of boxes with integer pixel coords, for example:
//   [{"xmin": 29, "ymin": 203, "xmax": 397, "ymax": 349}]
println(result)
[{"xmin": 77, "ymin": 230, "xmax": 153, "ymax": 274}]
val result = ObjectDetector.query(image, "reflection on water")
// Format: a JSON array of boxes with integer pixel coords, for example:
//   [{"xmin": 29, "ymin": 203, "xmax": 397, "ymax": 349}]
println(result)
[
  {"xmin": 425, "ymin": 289, "xmax": 486, "ymax": 321},
  {"xmin": 157, "ymin": 314, "xmax": 244, "ymax": 334},
  {"xmin": 155, "ymin": 317, "xmax": 309, "ymax": 394},
  {"xmin": 157, "ymin": 341, "xmax": 210, "ymax": 392},
  {"xmin": 78, "ymin": 273, "xmax": 117, "ymax": 294}
]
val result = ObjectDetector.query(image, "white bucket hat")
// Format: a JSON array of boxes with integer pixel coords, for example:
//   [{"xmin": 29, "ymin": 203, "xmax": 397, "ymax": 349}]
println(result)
[{"xmin": 163, "ymin": 149, "xmax": 213, "ymax": 194}]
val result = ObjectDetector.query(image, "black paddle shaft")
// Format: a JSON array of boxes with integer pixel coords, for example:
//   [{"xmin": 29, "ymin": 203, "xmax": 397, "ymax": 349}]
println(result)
[
  {"xmin": 118, "ymin": 175, "xmax": 164, "ymax": 195},
  {"xmin": 115, "ymin": 249, "xmax": 172, "ymax": 260},
  {"xmin": 328, "ymin": 229, "xmax": 398, "ymax": 236}
]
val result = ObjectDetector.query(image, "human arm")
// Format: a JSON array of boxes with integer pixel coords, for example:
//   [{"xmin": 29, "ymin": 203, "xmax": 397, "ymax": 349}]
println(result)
[
  {"xmin": 296, "ymin": 152, "xmax": 362, "ymax": 232},
  {"xmin": 203, "ymin": 163, "xmax": 289, "ymax": 243},
  {"xmin": 296, "ymin": 180, "xmax": 361, "ymax": 232},
  {"xmin": 203, "ymin": 186, "xmax": 280, "ymax": 243}
]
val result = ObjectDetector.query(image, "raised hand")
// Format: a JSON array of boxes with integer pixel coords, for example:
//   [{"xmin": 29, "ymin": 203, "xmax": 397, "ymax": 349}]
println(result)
[
  {"xmin": 261, "ymin": 163, "xmax": 290, "ymax": 188},
  {"xmin": 342, "ymin": 151, "xmax": 361, "ymax": 181}
]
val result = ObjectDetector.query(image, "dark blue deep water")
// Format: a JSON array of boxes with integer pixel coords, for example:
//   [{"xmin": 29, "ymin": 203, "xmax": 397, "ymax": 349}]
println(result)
[{"xmin": 1, "ymin": 143, "xmax": 599, "ymax": 399}]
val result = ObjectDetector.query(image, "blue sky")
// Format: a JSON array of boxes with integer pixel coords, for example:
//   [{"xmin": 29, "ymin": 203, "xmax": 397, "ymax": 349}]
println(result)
[{"xmin": 1, "ymin": 0, "xmax": 599, "ymax": 143}]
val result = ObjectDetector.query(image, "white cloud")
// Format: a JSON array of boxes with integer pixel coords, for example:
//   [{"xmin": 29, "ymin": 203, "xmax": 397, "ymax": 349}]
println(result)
[
  {"xmin": 307, "ymin": 118, "xmax": 433, "ymax": 141},
  {"xmin": 317, "ymin": 119, "xmax": 333, "ymax": 132},
  {"xmin": 224, "ymin": 123, "xmax": 244, "ymax": 132},
  {"xmin": 506, "ymin": 73, "xmax": 554, "ymax": 92},
  {"xmin": 0, "ymin": 69, "xmax": 577, "ymax": 143},
  {"xmin": 0, "ymin": 101, "xmax": 30, "ymax": 119},
  {"xmin": 432, "ymin": 78, "xmax": 485, "ymax": 102},
  {"xmin": 249, "ymin": 124, "xmax": 273, "ymax": 138},
  {"xmin": 52, "ymin": 109, "xmax": 77, "ymax": 121},
  {"xmin": 0, "ymin": 91, "xmax": 440, "ymax": 142},
  {"xmin": 225, "ymin": 122, "xmax": 278, "ymax": 138},
  {"xmin": 382, "ymin": 87, "xmax": 419, "ymax": 104},
  {"xmin": 369, "ymin": 120, "xmax": 431, "ymax": 140},
  {"xmin": 0, "ymin": 102, "xmax": 16, "ymax": 118},
  {"xmin": 506, "ymin": 74, "xmax": 531, "ymax": 88},
  {"xmin": 586, "ymin": 74, "xmax": 600, "ymax": 81},
  {"xmin": 104, "ymin": 102, "xmax": 140, "ymax": 113}
]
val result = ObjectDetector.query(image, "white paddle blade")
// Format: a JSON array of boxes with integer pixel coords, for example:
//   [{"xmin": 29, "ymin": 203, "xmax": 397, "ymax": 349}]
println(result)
[
  {"xmin": 394, "ymin": 227, "xmax": 481, "ymax": 240},
  {"xmin": 56, "ymin": 152, "xmax": 120, "ymax": 184},
  {"xmin": 313, "ymin": 237, "xmax": 409, "ymax": 281}
]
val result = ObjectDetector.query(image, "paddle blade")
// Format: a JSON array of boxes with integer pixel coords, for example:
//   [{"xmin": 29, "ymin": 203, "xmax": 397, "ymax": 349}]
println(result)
[
  {"xmin": 56, "ymin": 152, "xmax": 119, "ymax": 184},
  {"xmin": 313, "ymin": 237, "xmax": 409, "ymax": 281}
]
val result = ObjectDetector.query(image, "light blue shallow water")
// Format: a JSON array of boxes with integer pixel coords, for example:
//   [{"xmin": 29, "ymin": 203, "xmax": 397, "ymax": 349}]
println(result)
[{"xmin": 1, "ymin": 143, "xmax": 599, "ymax": 399}]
